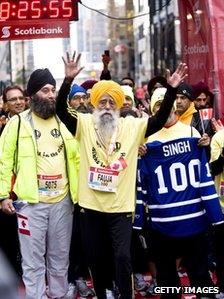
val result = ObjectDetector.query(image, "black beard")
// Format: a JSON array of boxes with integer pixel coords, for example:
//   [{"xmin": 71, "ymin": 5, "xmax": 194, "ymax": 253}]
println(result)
[
  {"xmin": 76, "ymin": 104, "xmax": 91, "ymax": 114},
  {"xmin": 30, "ymin": 94, "xmax": 55, "ymax": 119}
]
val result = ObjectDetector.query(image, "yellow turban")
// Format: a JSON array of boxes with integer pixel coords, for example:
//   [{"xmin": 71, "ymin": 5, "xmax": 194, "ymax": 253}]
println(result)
[{"xmin": 90, "ymin": 80, "xmax": 125, "ymax": 109}]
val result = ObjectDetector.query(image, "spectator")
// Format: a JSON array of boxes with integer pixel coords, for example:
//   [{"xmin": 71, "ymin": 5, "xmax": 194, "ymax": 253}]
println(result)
[
  {"xmin": 120, "ymin": 85, "xmax": 148, "ymax": 118},
  {"xmin": 192, "ymin": 81, "xmax": 223, "ymax": 134},
  {"xmin": 120, "ymin": 76, "xmax": 135, "ymax": 90},
  {"xmin": 81, "ymin": 80, "xmax": 98, "ymax": 113},
  {"xmin": 147, "ymin": 75, "xmax": 167, "ymax": 99},
  {"xmin": 0, "ymin": 85, "xmax": 26, "ymax": 135},
  {"xmin": 120, "ymin": 85, "xmax": 135, "ymax": 109},
  {"xmin": 2, "ymin": 85, "xmax": 26, "ymax": 118},
  {"xmin": 68, "ymin": 83, "xmax": 92, "ymax": 114},
  {"xmin": 175, "ymin": 82, "xmax": 213, "ymax": 137},
  {"xmin": 192, "ymin": 81, "xmax": 214, "ymax": 110},
  {"xmin": 81, "ymin": 79, "xmax": 98, "ymax": 96}
]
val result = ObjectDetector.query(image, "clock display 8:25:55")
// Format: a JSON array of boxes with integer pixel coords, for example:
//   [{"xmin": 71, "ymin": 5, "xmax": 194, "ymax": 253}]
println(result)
[{"xmin": 0, "ymin": 0, "xmax": 78, "ymax": 21}]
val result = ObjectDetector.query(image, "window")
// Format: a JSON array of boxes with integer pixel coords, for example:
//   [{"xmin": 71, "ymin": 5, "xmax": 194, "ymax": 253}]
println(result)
[
  {"xmin": 138, "ymin": 0, "xmax": 144, "ymax": 12},
  {"xmin": 139, "ymin": 52, "xmax": 143, "ymax": 65},
  {"xmin": 139, "ymin": 24, "xmax": 144, "ymax": 39}
]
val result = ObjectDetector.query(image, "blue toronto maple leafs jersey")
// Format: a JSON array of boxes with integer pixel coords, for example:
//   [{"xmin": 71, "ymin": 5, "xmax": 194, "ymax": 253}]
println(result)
[{"xmin": 135, "ymin": 137, "xmax": 224, "ymax": 237}]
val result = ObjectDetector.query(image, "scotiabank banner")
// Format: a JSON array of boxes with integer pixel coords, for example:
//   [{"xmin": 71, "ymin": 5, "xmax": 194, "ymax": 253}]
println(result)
[
  {"xmin": 0, "ymin": 19, "xmax": 69, "ymax": 41},
  {"xmin": 178, "ymin": 0, "xmax": 224, "ymax": 119}
]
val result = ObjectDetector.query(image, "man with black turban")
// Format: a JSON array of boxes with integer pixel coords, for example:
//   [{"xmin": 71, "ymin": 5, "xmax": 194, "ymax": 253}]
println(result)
[
  {"xmin": 0, "ymin": 68, "xmax": 80, "ymax": 299},
  {"xmin": 56, "ymin": 52, "xmax": 188, "ymax": 299}
]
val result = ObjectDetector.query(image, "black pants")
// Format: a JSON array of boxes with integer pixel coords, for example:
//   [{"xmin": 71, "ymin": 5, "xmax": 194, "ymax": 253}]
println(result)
[
  {"xmin": 68, "ymin": 205, "xmax": 89, "ymax": 283},
  {"xmin": 131, "ymin": 229, "xmax": 149, "ymax": 274},
  {"xmin": 0, "ymin": 211, "xmax": 22, "ymax": 276},
  {"xmin": 80, "ymin": 208, "xmax": 133, "ymax": 299},
  {"xmin": 151, "ymin": 229, "xmax": 214, "ymax": 299}
]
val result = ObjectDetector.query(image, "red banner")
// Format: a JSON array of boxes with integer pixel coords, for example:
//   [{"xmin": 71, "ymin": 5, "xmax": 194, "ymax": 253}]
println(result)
[
  {"xmin": 0, "ymin": 19, "xmax": 69, "ymax": 41},
  {"xmin": 178, "ymin": 0, "xmax": 224, "ymax": 120}
]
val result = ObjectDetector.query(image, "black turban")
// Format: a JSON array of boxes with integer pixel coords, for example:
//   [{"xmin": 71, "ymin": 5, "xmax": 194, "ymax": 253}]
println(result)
[{"xmin": 26, "ymin": 68, "xmax": 56, "ymax": 96}]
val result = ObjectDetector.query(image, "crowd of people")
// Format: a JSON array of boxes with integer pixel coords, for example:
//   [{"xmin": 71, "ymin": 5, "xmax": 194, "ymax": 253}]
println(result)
[{"xmin": 0, "ymin": 51, "xmax": 224, "ymax": 299}]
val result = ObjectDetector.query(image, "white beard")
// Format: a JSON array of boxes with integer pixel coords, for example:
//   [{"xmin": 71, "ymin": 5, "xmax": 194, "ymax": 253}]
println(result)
[{"xmin": 93, "ymin": 109, "xmax": 119, "ymax": 141}]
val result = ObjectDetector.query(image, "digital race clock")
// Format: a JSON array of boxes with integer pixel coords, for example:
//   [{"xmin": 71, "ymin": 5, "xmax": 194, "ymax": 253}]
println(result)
[{"xmin": 0, "ymin": 0, "xmax": 78, "ymax": 21}]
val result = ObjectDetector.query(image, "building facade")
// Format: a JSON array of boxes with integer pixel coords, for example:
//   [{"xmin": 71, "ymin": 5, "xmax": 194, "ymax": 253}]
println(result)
[{"xmin": 149, "ymin": 0, "xmax": 181, "ymax": 76}]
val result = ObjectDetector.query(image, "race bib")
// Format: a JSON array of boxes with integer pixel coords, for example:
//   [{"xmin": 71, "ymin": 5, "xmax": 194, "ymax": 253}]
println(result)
[
  {"xmin": 37, "ymin": 174, "xmax": 64, "ymax": 196},
  {"xmin": 88, "ymin": 167, "xmax": 119, "ymax": 193}
]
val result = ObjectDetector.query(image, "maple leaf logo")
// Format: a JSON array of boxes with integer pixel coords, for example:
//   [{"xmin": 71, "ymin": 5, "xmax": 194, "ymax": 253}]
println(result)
[{"xmin": 112, "ymin": 163, "xmax": 119, "ymax": 170}]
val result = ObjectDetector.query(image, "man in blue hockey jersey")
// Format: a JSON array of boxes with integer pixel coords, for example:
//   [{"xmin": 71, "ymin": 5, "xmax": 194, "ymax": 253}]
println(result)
[{"xmin": 136, "ymin": 88, "xmax": 224, "ymax": 299}]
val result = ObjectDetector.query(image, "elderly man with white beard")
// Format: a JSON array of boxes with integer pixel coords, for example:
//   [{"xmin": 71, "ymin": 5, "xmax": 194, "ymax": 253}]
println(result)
[{"xmin": 56, "ymin": 52, "xmax": 188, "ymax": 299}]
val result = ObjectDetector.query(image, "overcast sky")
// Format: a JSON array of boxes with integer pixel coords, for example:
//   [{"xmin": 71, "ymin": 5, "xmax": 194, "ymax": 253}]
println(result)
[
  {"xmin": 33, "ymin": 0, "xmax": 108, "ymax": 78},
  {"xmin": 33, "ymin": 0, "xmax": 124, "ymax": 78}
]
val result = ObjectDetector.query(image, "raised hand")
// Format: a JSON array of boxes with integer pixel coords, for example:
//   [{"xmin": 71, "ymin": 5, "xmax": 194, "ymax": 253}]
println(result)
[
  {"xmin": 102, "ymin": 53, "xmax": 110, "ymax": 68},
  {"xmin": 62, "ymin": 51, "xmax": 84, "ymax": 81},
  {"xmin": 166, "ymin": 63, "xmax": 188, "ymax": 88}
]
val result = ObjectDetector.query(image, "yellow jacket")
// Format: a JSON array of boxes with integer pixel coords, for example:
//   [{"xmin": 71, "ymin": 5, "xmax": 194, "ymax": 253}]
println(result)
[{"xmin": 0, "ymin": 110, "xmax": 79, "ymax": 203}]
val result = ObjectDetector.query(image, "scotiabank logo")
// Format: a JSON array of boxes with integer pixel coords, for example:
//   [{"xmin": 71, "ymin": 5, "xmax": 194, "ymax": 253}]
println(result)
[
  {"xmin": 1, "ymin": 26, "xmax": 11, "ymax": 38},
  {"xmin": 0, "ymin": 20, "xmax": 69, "ymax": 41},
  {"xmin": 15, "ymin": 26, "xmax": 63, "ymax": 35}
]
